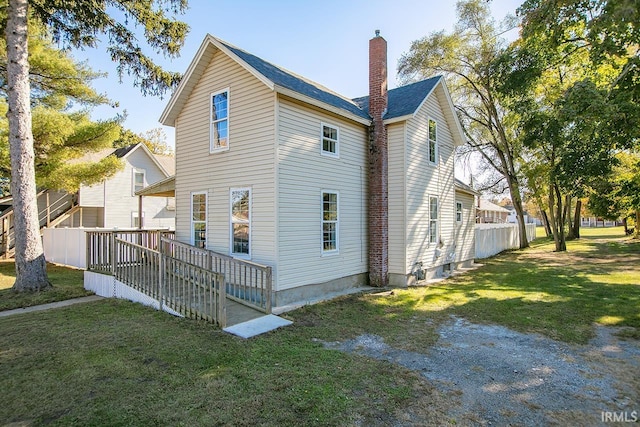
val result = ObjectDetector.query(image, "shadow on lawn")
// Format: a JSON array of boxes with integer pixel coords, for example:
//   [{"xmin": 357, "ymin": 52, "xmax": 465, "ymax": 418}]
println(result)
[{"xmin": 292, "ymin": 236, "xmax": 640, "ymax": 346}]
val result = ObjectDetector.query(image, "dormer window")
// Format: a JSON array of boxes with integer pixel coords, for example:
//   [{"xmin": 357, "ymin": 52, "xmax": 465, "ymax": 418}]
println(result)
[
  {"xmin": 210, "ymin": 89, "xmax": 229, "ymax": 152},
  {"xmin": 321, "ymin": 123, "xmax": 339, "ymax": 157},
  {"xmin": 428, "ymin": 118, "xmax": 437, "ymax": 164}
]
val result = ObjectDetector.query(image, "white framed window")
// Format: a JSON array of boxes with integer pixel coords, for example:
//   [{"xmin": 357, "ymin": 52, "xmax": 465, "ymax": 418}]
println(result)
[
  {"xmin": 429, "ymin": 196, "xmax": 439, "ymax": 244},
  {"xmin": 191, "ymin": 191, "xmax": 207, "ymax": 248},
  {"xmin": 132, "ymin": 169, "xmax": 145, "ymax": 195},
  {"xmin": 210, "ymin": 89, "xmax": 229, "ymax": 153},
  {"xmin": 131, "ymin": 211, "xmax": 145, "ymax": 228},
  {"xmin": 456, "ymin": 201, "xmax": 463, "ymax": 223},
  {"xmin": 321, "ymin": 123, "xmax": 339, "ymax": 157},
  {"xmin": 322, "ymin": 191, "xmax": 339, "ymax": 254},
  {"xmin": 428, "ymin": 118, "xmax": 437, "ymax": 164},
  {"xmin": 230, "ymin": 188, "xmax": 251, "ymax": 257}
]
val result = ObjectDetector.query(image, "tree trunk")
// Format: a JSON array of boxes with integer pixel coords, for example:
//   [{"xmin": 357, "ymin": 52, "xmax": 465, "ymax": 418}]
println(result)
[
  {"xmin": 623, "ymin": 217, "xmax": 628, "ymax": 234},
  {"xmin": 566, "ymin": 196, "xmax": 575, "ymax": 240},
  {"xmin": 504, "ymin": 173, "xmax": 530, "ymax": 249},
  {"xmin": 635, "ymin": 209, "xmax": 640, "ymax": 239},
  {"xmin": 541, "ymin": 210, "xmax": 552, "ymax": 237},
  {"xmin": 6, "ymin": 0, "xmax": 50, "ymax": 291},
  {"xmin": 573, "ymin": 199, "xmax": 581, "ymax": 239},
  {"xmin": 548, "ymin": 184, "xmax": 566, "ymax": 252}
]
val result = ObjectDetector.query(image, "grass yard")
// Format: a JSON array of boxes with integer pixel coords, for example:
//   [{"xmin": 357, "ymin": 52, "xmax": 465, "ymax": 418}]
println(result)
[
  {"xmin": 0, "ymin": 261, "xmax": 90, "ymax": 311},
  {"xmin": 0, "ymin": 226, "xmax": 637, "ymax": 425}
]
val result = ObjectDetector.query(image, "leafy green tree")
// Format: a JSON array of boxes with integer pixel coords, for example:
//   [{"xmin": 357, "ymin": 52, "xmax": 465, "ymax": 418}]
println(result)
[
  {"xmin": 4, "ymin": 0, "xmax": 188, "ymax": 291},
  {"xmin": 398, "ymin": 0, "xmax": 530, "ymax": 249},
  {"xmin": 588, "ymin": 151, "xmax": 640, "ymax": 237},
  {"xmin": 515, "ymin": 0, "xmax": 640, "ymax": 249},
  {"xmin": 0, "ymin": 17, "xmax": 126, "ymax": 193}
]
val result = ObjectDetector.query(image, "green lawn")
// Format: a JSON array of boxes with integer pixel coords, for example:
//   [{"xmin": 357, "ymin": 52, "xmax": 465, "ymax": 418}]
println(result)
[
  {"xmin": 0, "ymin": 226, "xmax": 638, "ymax": 425},
  {"xmin": 0, "ymin": 261, "xmax": 91, "ymax": 311}
]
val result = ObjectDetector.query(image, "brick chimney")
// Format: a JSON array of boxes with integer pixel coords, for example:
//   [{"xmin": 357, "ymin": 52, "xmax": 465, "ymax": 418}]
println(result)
[{"xmin": 368, "ymin": 30, "xmax": 388, "ymax": 287}]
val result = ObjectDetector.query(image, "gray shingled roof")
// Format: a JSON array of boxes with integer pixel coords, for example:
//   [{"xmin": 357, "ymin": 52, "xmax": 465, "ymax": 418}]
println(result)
[
  {"xmin": 352, "ymin": 76, "xmax": 442, "ymax": 120},
  {"xmin": 219, "ymin": 40, "xmax": 370, "ymax": 120},
  {"xmin": 219, "ymin": 39, "xmax": 442, "ymax": 123}
]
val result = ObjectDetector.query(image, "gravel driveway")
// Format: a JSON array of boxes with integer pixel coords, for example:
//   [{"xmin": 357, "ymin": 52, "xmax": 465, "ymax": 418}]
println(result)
[{"xmin": 324, "ymin": 316, "xmax": 640, "ymax": 426}]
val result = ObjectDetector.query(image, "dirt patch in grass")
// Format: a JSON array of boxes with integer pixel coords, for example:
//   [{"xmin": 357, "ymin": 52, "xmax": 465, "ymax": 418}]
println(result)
[{"xmin": 325, "ymin": 317, "xmax": 640, "ymax": 426}]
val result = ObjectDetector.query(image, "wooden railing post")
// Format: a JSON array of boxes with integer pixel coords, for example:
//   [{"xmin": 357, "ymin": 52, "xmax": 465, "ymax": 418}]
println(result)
[
  {"xmin": 159, "ymin": 246, "xmax": 164, "ymax": 312},
  {"xmin": 265, "ymin": 266, "xmax": 272, "ymax": 314},
  {"xmin": 110, "ymin": 232, "xmax": 116, "ymax": 276}
]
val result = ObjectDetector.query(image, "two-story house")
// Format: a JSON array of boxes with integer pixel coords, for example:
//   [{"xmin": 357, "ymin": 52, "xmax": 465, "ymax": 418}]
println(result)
[{"xmin": 159, "ymin": 32, "xmax": 474, "ymax": 307}]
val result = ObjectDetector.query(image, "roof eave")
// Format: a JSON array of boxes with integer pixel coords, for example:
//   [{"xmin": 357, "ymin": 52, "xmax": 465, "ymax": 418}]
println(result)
[
  {"xmin": 276, "ymin": 85, "xmax": 372, "ymax": 126},
  {"xmin": 383, "ymin": 114, "xmax": 413, "ymax": 125},
  {"xmin": 160, "ymin": 34, "xmax": 277, "ymax": 127}
]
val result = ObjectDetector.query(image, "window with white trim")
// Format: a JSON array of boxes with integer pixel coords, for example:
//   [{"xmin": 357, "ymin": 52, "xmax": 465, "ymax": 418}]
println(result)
[
  {"xmin": 428, "ymin": 118, "xmax": 437, "ymax": 164},
  {"xmin": 191, "ymin": 192, "xmax": 207, "ymax": 248},
  {"xmin": 210, "ymin": 89, "xmax": 229, "ymax": 152},
  {"xmin": 456, "ymin": 201, "xmax": 463, "ymax": 223},
  {"xmin": 429, "ymin": 196, "xmax": 439, "ymax": 244},
  {"xmin": 322, "ymin": 191, "xmax": 338, "ymax": 253},
  {"xmin": 132, "ymin": 169, "xmax": 145, "ymax": 195},
  {"xmin": 321, "ymin": 123, "xmax": 339, "ymax": 157},
  {"xmin": 230, "ymin": 188, "xmax": 250, "ymax": 257},
  {"xmin": 131, "ymin": 211, "xmax": 145, "ymax": 228}
]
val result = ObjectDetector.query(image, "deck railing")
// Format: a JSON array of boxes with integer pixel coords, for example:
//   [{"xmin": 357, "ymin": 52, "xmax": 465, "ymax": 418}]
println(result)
[
  {"xmin": 86, "ymin": 230, "xmax": 268, "ymax": 325},
  {"xmin": 86, "ymin": 229, "xmax": 175, "ymax": 274},
  {"xmin": 160, "ymin": 237, "xmax": 272, "ymax": 314}
]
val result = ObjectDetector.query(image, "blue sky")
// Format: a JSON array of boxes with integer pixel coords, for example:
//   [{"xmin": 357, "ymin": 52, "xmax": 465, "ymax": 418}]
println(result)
[{"xmin": 72, "ymin": 0, "xmax": 523, "ymax": 148}]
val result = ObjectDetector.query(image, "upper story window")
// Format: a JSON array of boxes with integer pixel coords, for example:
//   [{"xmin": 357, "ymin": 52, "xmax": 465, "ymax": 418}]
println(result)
[
  {"xmin": 230, "ymin": 188, "xmax": 251, "ymax": 257},
  {"xmin": 132, "ymin": 169, "xmax": 145, "ymax": 195},
  {"xmin": 428, "ymin": 118, "xmax": 437, "ymax": 164},
  {"xmin": 321, "ymin": 123, "xmax": 339, "ymax": 157},
  {"xmin": 322, "ymin": 191, "xmax": 339, "ymax": 254},
  {"xmin": 456, "ymin": 201, "xmax": 463, "ymax": 223},
  {"xmin": 210, "ymin": 89, "xmax": 229, "ymax": 153}
]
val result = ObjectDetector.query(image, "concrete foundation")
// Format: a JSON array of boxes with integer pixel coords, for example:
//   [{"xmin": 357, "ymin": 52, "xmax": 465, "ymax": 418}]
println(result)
[{"xmin": 273, "ymin": 272, "xmax": 368, "ymax": 309}]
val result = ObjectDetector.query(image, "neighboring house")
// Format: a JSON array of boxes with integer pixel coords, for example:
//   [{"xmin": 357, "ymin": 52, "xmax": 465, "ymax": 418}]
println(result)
[
  {"xmin": 56, "ymin": 143, "xmax": 175, "ymax": 229},
  {"xmin": 580, "ymin": 217, "xmax": 620, "ymax": 227},
  {"xmin": 506, "ymin": 206, "xmax": 536, "ymax": 225},
  {"xmin": 159, "ymin": 32, "xmax": 472, "ymax": 306},
  {"xmin": 476, "ymin": 199, "xmax": 509, "ymax": 223}
]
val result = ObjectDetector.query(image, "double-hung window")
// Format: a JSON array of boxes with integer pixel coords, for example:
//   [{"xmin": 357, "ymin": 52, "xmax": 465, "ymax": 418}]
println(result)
[
  {"xmin": 132, "ymin": 169, "xmax": 145, "ymax": 195},
  {"xmin": 322, "ymin": 191, "xmax": 338, "ymax": 253},
  {"xmin": 321, "ymin": 123, "xmax": 339, "ymax": 157},
  {"xmin": 191, "ymin": 192, "xmax": 207, "ymax": 248},
  {"xmin": 428, "ymin": 118, "xmax": 437, "ymax": 164},
  {"xmin": 210, "ymin": 89, "xmax": 229, "ymax": 152},
  {"xmin": 230, "ymin": 188, "xmax": 251, "ymax": 257},
  {"xmin": 456, "ymin": 201, "xmax": 463, "ymax": 223},
  {"xmin": 429, "ymin": 196, "xmax": 439, "ymax": 244}
]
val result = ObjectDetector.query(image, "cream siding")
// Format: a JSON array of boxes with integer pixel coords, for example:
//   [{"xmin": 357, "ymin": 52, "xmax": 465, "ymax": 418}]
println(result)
[
  {"xmin": 173, "ymin": 50, "xmax": 277, "ymax": 272},
  {"xmin": 387, "ymin": 122, "xmax": 406, "ymax": 276},
  {"xmin": 277, "ymin": 97, "xmax": 367, "ymax": 291},
  {"xmin": 454, "ymin": 190, "xmax": 475, "ymax": 263},
  {"xmin": 78, "ymin": 182, "xmax": 105, "ymax": 207},
  {"xmin": 404, "ymin": 90, "xmax": 456, "ymax": 274}
]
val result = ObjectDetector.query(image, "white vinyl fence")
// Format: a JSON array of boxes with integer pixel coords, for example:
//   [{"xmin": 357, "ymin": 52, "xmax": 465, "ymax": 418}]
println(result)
[
  {"xmin": 42, "ymin": 227, "xmax": 172, "ymax": 269},
  {"xmin": 42, "ymin": 227, "xmax": 90, "ymax": 268},
  {"xmin": 475, "ymin": 223, "xmax": 537, "ymax": 259}
]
